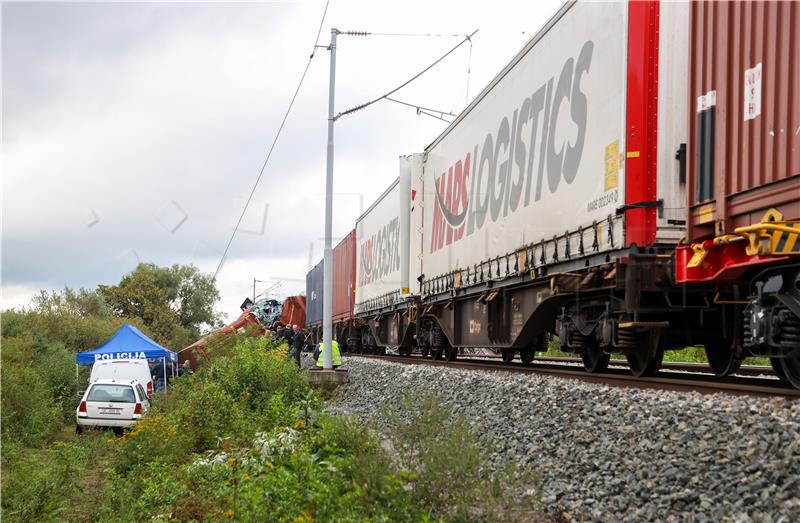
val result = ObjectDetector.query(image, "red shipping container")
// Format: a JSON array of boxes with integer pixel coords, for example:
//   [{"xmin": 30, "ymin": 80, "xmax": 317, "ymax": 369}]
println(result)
[
  {"xmin": 687, "ymin": 0, "xmax": 800, "ymax": 241},
  {"xmin": 332, "ymin": 229, "xmax": 356, "ymax": 322},
  {"xmin": 279, "ymin": 295, "xmax": 306, "ymax": 330}
]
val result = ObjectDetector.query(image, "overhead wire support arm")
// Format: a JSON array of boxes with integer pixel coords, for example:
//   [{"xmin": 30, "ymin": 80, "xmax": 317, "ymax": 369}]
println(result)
[
  {"xmin": 384, "ymin": 96, "xmax": 457, "ymax": 122},
  {"xmin": 334, "ymin": 29, "xmax": 478, "ymax": 121}
]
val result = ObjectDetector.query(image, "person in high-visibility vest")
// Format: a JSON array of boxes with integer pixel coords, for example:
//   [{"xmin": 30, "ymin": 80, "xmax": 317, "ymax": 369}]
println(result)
[{"xmin": 315, "ymin": 339, "xmax": 342, "ymax": 368}]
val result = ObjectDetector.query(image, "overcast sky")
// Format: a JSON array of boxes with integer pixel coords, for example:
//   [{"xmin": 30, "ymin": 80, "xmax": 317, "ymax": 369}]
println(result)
[{"xmin": 2, "ymin": 0, "xmax": 563, "ymax": 322}]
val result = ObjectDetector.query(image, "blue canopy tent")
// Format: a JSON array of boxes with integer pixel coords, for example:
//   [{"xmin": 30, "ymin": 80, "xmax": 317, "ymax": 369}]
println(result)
[{"xmin": 76, "ymin": 324, "xmax": 178, "ymax": 393}]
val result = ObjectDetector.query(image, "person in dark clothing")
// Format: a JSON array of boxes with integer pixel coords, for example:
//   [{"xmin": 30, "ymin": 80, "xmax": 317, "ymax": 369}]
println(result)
[
  {"xmin": 291, "ymin": 325, "xmax": 304, "ymax": 366},
  {"xmin": 282, "ymin": 325, "xmax": 294, "ymax": 347},
  {"xmin": 273, "ymin": 322, "xmax": 287, "ymax": 341}
]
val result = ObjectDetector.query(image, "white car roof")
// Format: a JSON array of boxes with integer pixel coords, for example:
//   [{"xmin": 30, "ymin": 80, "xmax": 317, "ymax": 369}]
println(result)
[{"xmin": 90, "ymin": 378, "xmax": 138, "ymax": 385}]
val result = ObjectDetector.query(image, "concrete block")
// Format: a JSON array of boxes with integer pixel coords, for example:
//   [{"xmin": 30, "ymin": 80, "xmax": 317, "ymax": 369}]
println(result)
[{"xmin": 307, "ymin": 369, "xmax": 349, "ymax": 393}]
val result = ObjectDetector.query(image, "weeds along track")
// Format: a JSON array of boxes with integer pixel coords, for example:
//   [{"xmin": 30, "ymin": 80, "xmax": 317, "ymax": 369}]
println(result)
[{"xmin": 350, "ymin": 355, "xmax": 800, "ymax": 399}]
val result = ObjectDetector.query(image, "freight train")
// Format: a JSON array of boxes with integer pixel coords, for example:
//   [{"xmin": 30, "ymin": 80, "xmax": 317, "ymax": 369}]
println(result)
[{"xmin": 306, "ymin": 0, "xmax": 800, "ymax": 388}]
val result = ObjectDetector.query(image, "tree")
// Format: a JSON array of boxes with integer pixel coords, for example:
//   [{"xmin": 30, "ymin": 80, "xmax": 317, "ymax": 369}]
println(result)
[
  {"xmin": 97, "ymin": 263, "xmax": 220, "ymax": 346},
  {"xmin": 32, "ymin": 287, "xmax": 112, "ymax": 318},
  {"xmin": 98, "ymin": 271, "xmax": 185, "ymax": 346},
  {"xmin": 132, "ymin": 263, "xmax": 221, "ymax": 332}
]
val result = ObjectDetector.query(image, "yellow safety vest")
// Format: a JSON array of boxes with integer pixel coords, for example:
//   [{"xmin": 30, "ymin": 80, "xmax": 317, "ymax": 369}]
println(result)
[{"xmin": 316, "ymin": 340, "xmax": 342, "ymax": 367}]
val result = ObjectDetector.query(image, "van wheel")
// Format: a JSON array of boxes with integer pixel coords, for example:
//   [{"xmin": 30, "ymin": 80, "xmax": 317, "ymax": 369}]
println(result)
[
  {"xmin": 113, "ymin": 427, "xmax": 124, "ymax": 436},
  {"xmin": 76, "ymin": 425, "xmax": 84, "ymax": 435}
]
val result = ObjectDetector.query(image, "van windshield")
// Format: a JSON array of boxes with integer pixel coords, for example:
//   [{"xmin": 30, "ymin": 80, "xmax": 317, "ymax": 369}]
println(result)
[{"xmin": 87, "ymin": 384, "xmax": 136, "ymax": 403}]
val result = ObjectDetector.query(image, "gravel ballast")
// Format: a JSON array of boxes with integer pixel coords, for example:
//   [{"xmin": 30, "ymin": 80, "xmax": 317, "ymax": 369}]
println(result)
[{"xmin": 330, "ymin": 357, "xmax": 800, "ymax": 522}]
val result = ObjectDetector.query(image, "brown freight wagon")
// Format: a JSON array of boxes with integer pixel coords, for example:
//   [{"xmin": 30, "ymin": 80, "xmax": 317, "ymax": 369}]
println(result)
[
  {"xmin": 279, "ymin": 295, "xmax": 306, "ymax": 330},
  {"xmin": 687, "ymin": 0, "xmax": 800, "ymax": 241},
  {"xmin": 677, "ymin": 0, "xmax": 800, "ymax": 387},
  {"xmin": 305, "ymin": 230, "xmax": 358, "ymax": 350},
  {"xmin": 332, "ymin": 229, "xmax": 357, "ymax": 348}
]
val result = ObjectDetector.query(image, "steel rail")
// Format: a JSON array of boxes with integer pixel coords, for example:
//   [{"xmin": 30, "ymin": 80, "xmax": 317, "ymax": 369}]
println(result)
[
  {"xmin": 350, "ymin": 355, "xmax": 800, "ymax": 399},
  {"xmin": 468, "ymin": 355, "xmax": 775, "ymax": 377}
]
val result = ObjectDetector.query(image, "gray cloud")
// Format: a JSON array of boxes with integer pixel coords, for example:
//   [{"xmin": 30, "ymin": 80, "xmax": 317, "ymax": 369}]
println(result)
[{"xmin": 2, "ymin": 0, "xmax": 562, "ymax": 312}]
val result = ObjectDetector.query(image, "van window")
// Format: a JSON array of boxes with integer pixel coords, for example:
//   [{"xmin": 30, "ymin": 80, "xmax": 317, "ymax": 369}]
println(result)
[
  {"xmin": 135, "ymin": 384, "xmax": 146, "ymax": 402},
  {"xmin": 87, "ymin": 384, "xmax": 136, "ymax": 403}
]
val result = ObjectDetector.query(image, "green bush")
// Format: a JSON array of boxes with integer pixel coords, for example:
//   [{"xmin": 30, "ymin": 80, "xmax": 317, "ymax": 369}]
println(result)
[
  {"xmin": 1, "ymin": 338, "xmax": 63, "ymax": 446},
  {"xmin": 1, "ymin": 308, "xmax": 152, "ymax": 355},
  {"xmin": 1, "ymin": 433, "xmax": 108, "ymax": 522},
  {"xmin": 383, "ymin": 393, "xmax": 543, "ymax": 522},
  {"xmin": 96, "ymin": 334, "xmax": 438, "ymax": 522}
]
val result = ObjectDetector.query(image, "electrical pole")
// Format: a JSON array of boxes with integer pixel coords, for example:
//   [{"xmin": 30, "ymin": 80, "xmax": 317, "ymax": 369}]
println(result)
[{"xmin": 322, "ymin": 28, "xmax": 338, "ymax": 370}]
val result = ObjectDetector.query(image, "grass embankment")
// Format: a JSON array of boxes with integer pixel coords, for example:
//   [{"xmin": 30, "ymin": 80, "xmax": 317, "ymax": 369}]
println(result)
[{"xmin": 2, "ymin": 327, "xmax": 546, "ymax": 522}]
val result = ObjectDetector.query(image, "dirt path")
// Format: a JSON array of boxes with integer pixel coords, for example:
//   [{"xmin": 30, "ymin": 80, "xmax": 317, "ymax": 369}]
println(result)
[{"xmin": 58, "ymin": 429, "xmax": 115, "ymax": 523}]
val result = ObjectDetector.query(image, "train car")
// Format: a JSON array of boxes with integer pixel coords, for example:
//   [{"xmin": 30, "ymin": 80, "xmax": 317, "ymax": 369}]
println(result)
[
  {"xmin": 305, "ymin": 259, "xmax": 323, "ymax": 338},
  {"xmin": 305, "ymin": 230, "xmax": 358, "ymax": 350},
  {"xmin": 411, "ymin": 0, "xmax": 695, "ymax": 375},
  {"xmin": 279, "ymin": 295, "xmax": 306, "ymax": 330},
  {"xmin": 332, "ymin": 229, "xmax": 357, "ymax": 349},
  {"xmin": 310, "ymin": 0, "xmax": 799, "ymax": 388},
  {"xmin": 353, "ymin": 155, "xmax": 422, "ymax": 355},
  {"xmin": 675, "ymin": 1, "xmax": 800, "ymax": 385}
]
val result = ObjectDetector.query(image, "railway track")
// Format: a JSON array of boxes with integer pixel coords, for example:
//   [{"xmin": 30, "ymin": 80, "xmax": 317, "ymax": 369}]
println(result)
[
  {"xmin": 472, "ymin": 355, "xmax": 775, "ymax": 377},
  {"xmin": 351, "ymin": 354, "xmax": 800, "ymax": 398}
]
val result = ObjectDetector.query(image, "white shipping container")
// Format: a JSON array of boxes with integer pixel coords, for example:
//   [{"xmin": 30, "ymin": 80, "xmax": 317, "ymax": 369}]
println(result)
[
  {"xmin": 354, "ymin": 160, "xmax": 414, "ymax": 313},
  {"xmin": 421, "ymin": 1, "xmax": 629, "ymax": 281},
  {"xmin": 655, "ymin": 0, "xmax": 689, "ymax": 241}
]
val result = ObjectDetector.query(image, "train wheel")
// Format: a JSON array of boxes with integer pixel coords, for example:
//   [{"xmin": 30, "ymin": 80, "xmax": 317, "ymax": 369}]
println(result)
[
  {"xmin": 779, "ymin": 356, "xmax": 800, "ymax": 389},
  {"xmin": 706, "ymin": 340, "xmax": 742, "ymax": 377},
  {"xmin": 501, "ymin": 348, "xmax": 515, "ymax": 364},
  {"xmin": 520, "ymin": 347, "xmax": 534, "ymax": 365},
  {"xmin": 770, "ymin": 357, "xmax": 789, "ymax": 382},
  {"xmin": 705, "ymin": 340, "xmax": 742, "ymax": 377},
  {"xmin": 626, "ymin": 332, "xmax": 664, "ymax": 377},
  {"xmin": 581, "ymin": 341, "xmax": 609, "ymax": 373},
  {"xmin": 627, "ymin": 350, "xmax": 663, "ymax": 377},
  {"xmin": 431, "ymin": 348, "xmax": 444, "ymax": 360},
  {"xmin": 445, "ymin": 346, "xmax": 458, "ymax": 361},
  {"xmin": 421, "ymin": 346, "xmax": 430, "ymax": 358}
]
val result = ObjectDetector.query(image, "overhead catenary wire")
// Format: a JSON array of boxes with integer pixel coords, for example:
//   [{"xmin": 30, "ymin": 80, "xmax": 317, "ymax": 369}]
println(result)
[
  {"xmin": 335, "ymin": 29, "xmax": 478, "ymax": 121},
  {"xmin": 213, "ymin": 0, "xmax": 331, "ymax": 280}
]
